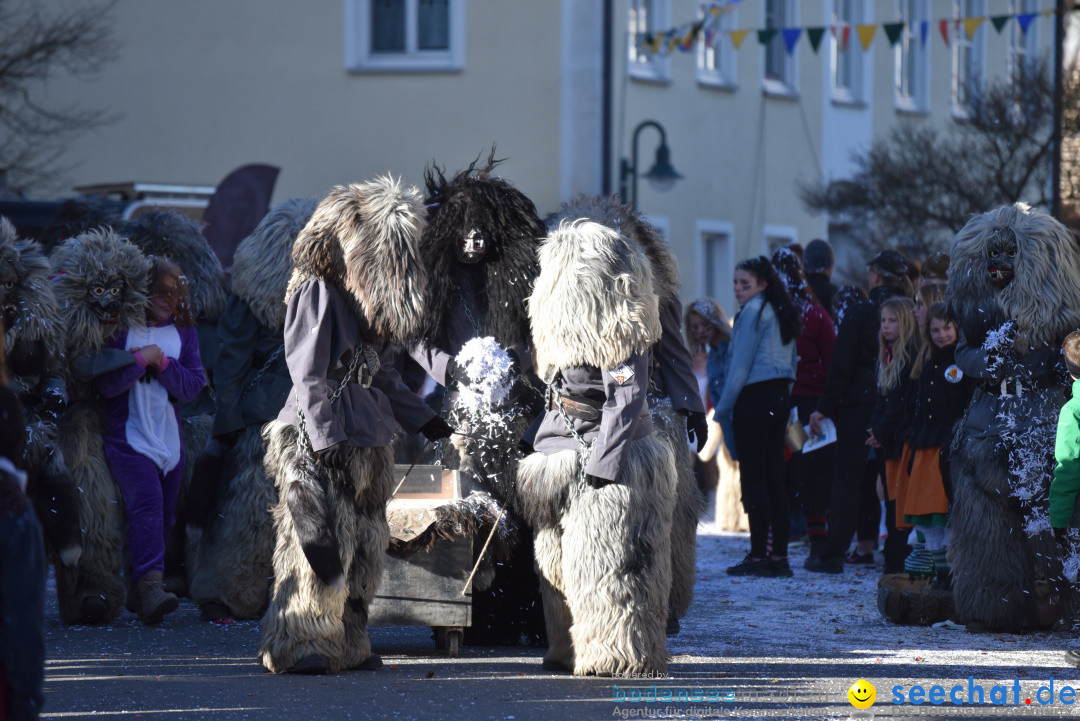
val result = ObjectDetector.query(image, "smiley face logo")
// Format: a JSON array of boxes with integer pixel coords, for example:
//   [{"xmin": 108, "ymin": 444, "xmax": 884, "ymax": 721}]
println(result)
[{"xmin": 848, "ymin": 679, "xmax": 876, "ymax": 709}]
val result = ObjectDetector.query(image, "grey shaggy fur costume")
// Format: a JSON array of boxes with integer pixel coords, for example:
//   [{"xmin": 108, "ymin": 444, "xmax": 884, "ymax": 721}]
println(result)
[
  {"xmin": 520, "ymin": 221, "xmax": 675, "ymax": 675},
  {"xmin": 50, "ymin": 229, "xmax": 151, "ymax": 624},
  {"xmin": 0, "ymin": 218, "xmax": 81, "ymax": 568},
  {"xmin": 551, "ymin": 195, "xmax": 701, "ymax": 622},
  {"xmin": 946, "ymin": 204, "xmax": 1080, "ymax": 632},
  {"xmin": 186, "ymin": 198, "xmax": 317, "ymax": 619},
  {"xmin": 258, "ymin": 177, "xmax": 428, "ymax": 673}
]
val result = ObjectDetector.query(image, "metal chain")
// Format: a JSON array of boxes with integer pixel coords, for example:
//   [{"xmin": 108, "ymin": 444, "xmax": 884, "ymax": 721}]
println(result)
[
  {"xmin": 240, "ymin": 345, "xmax": 285, "ymax": 400},
  {"xmin": 295, "ymin": 344, "xmax": 367, "ymax": 457},
  {"xmin": 547, "ymin": 381, "xmax": 594, "ymax": 490},
  {"xmin": 458, "ymin": 286, "xmax": 481, "ymax": 335}
]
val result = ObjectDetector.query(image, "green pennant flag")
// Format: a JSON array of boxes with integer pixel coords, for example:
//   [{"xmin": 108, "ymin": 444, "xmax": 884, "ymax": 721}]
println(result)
[
  {"xmin": 806, "ymin": 26, "xmax": 825, "ymax": 53},
  {"xmin": 757, "ymin": 28, "xmax": 778, "ymax": 45},
  {"xmin": 990, "ymin": 15, "xmax": 1009, "ymax": 33},
  {"xmin": 883, "ymin": 22, "xmax": 904, "ymax": 46}
]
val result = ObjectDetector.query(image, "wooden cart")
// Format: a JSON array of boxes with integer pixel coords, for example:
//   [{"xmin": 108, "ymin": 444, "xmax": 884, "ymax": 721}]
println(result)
[{"xmin": 368, "ymin": 465, "xmax": 475, "ymax": 656}]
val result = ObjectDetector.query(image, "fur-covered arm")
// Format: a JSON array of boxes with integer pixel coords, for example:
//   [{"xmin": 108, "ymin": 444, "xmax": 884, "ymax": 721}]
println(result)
[
  {"xmin": 584, "ymin": 351, "xmax": 651, "ymax": 482},
  {"xmin": 211, "ymin": 295, "xmax": 262, "ymax": 436},
  {"xmin": 94, "ymin": 332, "xmax": 146, "ymax": 399},
  {"xmin": 655, "ymin": 297, "xmax": 705, "ymax": 413},
  {"xmin": 954, "ymin": 331, "xmax": 992, "ymax": 379},
  {"xmin": 372, "ymin": 343, "xmax": 436, "ymax": 435},
  {"xmin": 156, "ymin": 324, "xmax": 207, "ymax": 404},
  {"xmin": 69, "ymin": 348, "xmax": 136, "ymax": 381}
]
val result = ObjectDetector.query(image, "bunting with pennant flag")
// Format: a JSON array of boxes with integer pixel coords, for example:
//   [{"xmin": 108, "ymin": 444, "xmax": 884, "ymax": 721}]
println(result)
[{"xmin": 633, "ymin": 3, "xmax": 1064, "ymax": 60}]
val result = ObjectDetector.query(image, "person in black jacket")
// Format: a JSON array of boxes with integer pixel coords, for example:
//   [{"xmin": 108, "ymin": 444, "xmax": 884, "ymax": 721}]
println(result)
[
  {"xmin": 806, "ymin": 250, "xmax": 913, "ymax": 573},
  {"xmin": 866, "ymin": 297, "xmax": 920, "ymax": 574}
]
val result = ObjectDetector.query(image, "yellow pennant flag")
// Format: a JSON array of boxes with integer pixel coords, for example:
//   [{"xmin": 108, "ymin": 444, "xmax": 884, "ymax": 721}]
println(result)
[
  {"xmin": 856, "ymin": 24, "xmax": 876, "ymax": 51},
  {"xmin": 1043, "ymin": 8, "xmax": 1055, "ymax": 17},
  {"xmin": 730, "ymin": 29, "xmax": 750, "ymax": 49},
  {"xmin": 710, "ymin": 5, "xmax": 721, "ymax": 15},
  {"xmin": 963, "ymin": 17, "xmax": 985, "ymax": 40}
]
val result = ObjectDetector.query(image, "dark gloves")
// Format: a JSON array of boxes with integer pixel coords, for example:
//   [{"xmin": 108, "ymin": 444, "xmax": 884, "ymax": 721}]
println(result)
[
  {"xmin": 419, "ymin": 415, "xmax": 453, "ymax": 441},
  {"xmin": 683, "ymin": 410, "xmax": 708, "ymax": 455},
  {"xmin": 517, "ymin": 437, "xmax": 534, "ymax": 455},
  {"xmin": 445, "ymin": 358, "xmax": 472, "ymax": 386},
  {"xmin": 38, "ymin": 388, "xmax": 66, "ymax": 423},
  {"xmin": 506, "ymin": 349, "xmax": 521, "ymax": 375},
  {"xmin": 584, "ymin": 473, "xmax": 611, "ymax": 488}
]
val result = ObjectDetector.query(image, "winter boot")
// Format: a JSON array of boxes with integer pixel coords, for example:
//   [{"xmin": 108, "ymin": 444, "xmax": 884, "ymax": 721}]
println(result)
[{"xmin": 136, "ymin": 571, "xmax": 179, "ymax": 625}]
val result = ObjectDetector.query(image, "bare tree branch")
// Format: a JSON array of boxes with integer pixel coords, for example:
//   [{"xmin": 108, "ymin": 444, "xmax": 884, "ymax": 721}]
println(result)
[{"xmin": 0, "ymin": 0, "xmax": 118, "ymax": 192}]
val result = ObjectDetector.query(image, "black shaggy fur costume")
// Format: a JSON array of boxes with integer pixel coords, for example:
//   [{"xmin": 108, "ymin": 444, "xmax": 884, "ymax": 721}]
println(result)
[
  {"xmin": 415, "ymin": 151, "xmax": 547, "ymax": 646},
  {"xmin": 122, "ymin": 210, "xmax": 228, "ymax": 595}
]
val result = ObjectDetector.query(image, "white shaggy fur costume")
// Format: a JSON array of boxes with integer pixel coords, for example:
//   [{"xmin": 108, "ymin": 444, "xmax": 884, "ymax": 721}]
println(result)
[
  {"xmin": 257, "ymin": 178, "xmax": 438, "ymax": 674},
  {"xmin": 550, "ymin": 195, "xmax": 704, "ymax": 627},
  {"xmin": 518, "ymin": 221, "xmax": 676, "ymax": 676}
]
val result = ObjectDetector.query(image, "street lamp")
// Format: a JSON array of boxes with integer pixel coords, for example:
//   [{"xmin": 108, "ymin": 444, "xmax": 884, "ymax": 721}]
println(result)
[{"xmin": 619, "ymin": 119, "xmax": 683, "ymax": 210}]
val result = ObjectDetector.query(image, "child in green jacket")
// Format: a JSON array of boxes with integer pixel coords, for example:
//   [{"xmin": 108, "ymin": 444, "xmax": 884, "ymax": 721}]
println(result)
[{"xmin": 1050, "ymin": 331, "xmax": 1080, "ymax": 667}]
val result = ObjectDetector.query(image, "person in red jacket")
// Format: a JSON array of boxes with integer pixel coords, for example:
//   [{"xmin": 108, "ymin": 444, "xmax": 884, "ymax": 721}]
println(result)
[{"xmin": 772, "ymin": 249, "xmax": 836, "ymax": 559}]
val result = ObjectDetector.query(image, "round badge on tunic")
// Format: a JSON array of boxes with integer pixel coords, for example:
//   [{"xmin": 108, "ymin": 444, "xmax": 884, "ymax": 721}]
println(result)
[{"xmin": 944, "ymin": 364, "xmax": 963, "ymax": 383}]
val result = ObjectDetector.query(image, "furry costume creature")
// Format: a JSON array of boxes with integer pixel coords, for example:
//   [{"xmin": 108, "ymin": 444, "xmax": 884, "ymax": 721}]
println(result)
[
  {"xmin": 409, "ymin": 152, "xmax": 548, "ymax": 645},
  {"xmin": 186, "ymin": 198, "xmax": 317, "ymax": 620},
  {"xmin": 0, "ymin": 218, "xmax": 81, "ymax": 568},
  {"xmin": 123, "ymin": 210, "xmax": 228, "ymax": 593},
  {"xmin": 550, "ymin": 195, "xmax": 704, "ymax": 630},
  {"xmin": 518, "ymin": 220, "xmax": 676, "ymax": 676},
  {"xmin": 946, "ymin": 203, "xmax": 1080, "ymax": 632},
  {"xmin": 258, "ymin": 177, "xmax": 442, "ymax": 674},
  {"xmin": 50, "ymin": 228, "xmax": 151, "ymax": 624}
]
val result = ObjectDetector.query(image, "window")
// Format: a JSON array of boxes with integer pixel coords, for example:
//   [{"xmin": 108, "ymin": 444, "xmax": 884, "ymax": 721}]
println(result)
[
  {"xmin": 698, "ymin": 3, "xmax": 737, "ymax": 89},
  {"xmin": 629, "ymin": 0, "xmax": 671, "ymax": 82},
  {"xmin": 344, "ymin": 0, "xmax": 465, "ymax": 72},
  {"xmin": 896, "ymin": 0, "xmax": 929, "ymax": 113},
  {"xmin": 1009, "ymin": 0, "xmax": 1041, "ymax": 83},
  {"xmin": 831, "ymin": 0, "xmax": 862, "ymax": 103},
  {"xmin": 763, "ymin": 0, "xmax": 798, "ymax": 95},
  {"xmin": 952, "ymin": 0, "xmax": 985, "ymax": 116},
  {"xmin": 696, "ymin": 221, "xmax": 735, "ymax": 315},
  {"xmin": 763, "ymin": 224, "xmax": 798, "ymax": 257}
]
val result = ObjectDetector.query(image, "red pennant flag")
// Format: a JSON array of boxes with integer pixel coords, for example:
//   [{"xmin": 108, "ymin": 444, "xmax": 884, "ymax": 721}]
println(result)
[{"xmin": 939, "ymin": 19, "xmax": 949, "ymax": 46}]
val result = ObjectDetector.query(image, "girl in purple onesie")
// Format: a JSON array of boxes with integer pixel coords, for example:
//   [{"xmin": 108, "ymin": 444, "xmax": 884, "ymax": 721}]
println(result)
[{"xmin": 96, "ymin": 257, "xmax": 206, "ymax": 624}]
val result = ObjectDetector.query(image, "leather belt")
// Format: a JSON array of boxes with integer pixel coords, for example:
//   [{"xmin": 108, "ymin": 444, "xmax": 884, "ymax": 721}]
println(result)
[{"xmin": 549, "ymin": 391, "xmax": 603, "ymax": 421}]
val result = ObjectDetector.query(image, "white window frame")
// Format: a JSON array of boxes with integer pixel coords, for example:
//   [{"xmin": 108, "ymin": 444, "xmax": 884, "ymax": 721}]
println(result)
[
  {"xmin": 951, "ymin": 0, "xmax": 986, "ymax": 119},
  {"xmin": 895, "ymin": 0, "xmax": 930, "ymax": 114},
  {"xmin": 697, "ymin": 3, "xmax": 738, "ymax": 90},
  {"xmin": 628, "ymin": 0, "xmax": 672, "ymax": 84},
  {"xmin": 830, "ymin": 0, "xmax": 864, "ymax": 105},
  {"xmin": 762, "ymin": 223, "xmax": 798, "ymax": 257},
  {"xmin": 762, "ymin": 0, "xmax": 799, "ymax": 97},
  {"xmin": 696, "ymin": 220, "xmax": 736, "ymax": 313},
  {"xmin": 1008, "ymin": 0, "xmax": 1041, "ymax": 84},
  {"xmin": 344, "ymin": 0, "xmax": 465, "ymax": 73}
]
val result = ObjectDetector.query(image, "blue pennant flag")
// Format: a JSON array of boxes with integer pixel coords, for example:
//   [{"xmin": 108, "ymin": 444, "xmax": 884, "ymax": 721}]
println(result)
[
  {"xmin": 782, "ymin": 27, "xmax": 802, "ymax": 55},
  {"xmin": 1017, "ymin": 13, "xmax": 1037, "ymax": 34}
]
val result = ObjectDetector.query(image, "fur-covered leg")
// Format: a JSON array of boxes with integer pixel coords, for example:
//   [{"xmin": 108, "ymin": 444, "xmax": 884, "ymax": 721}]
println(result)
[
  {"xmin": 187, "ymin": 427, "xmax": 278, "ymax": 619},
  {"xmin": 950, "ymin": 436, "xmax": 1038, "ymax": 632},
  {"xmin": 54, "ymin": 408, "xmax": 126, "ymax": 625},
  {"xmin": 28, "ymin": 436, "xmax": 82, "ymax": 567},
  {"xmin": 520, "ymin": 439, "xmax": 676, "ymax": 676},
  {"xmin": 258, "ymin": 423, "xmax": 347, "ymax": 673},
  {"xmin": 534, "ymin": 527, "xmax": 574, "ymax": 671},
  {"xmin": 340, "ymin": 446, "xmax": 392, "ymax": 670},
  {"xmin": 651, "ymin": 404, "xmax": 701, "ymax": 621}
]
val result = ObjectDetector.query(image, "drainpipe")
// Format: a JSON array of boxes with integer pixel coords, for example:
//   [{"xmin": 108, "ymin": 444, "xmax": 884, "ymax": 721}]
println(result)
[{"xmin": 601, "ymin": 0, "xmax": 614, "ymax": 195}]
